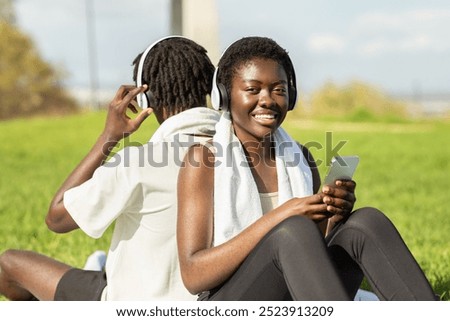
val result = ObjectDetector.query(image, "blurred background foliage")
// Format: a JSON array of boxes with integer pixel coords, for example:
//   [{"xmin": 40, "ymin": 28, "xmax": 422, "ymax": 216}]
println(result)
[
  {"xmin": 0, "ymin": 1, "xmax": 78, "ymax": 120},
  {"xmin": 0, "ymin": 0, "xmax": 445, "ymax": 123},
  {"xmin": 299, "ymin": 81, "xmax": 409, "ymax": 122}
]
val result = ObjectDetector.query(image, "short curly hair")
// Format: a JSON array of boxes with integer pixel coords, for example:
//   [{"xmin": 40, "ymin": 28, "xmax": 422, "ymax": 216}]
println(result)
[
  {"xmin": 216, "ymin": 36, "xmax": 296, "ymax": 101},
  {"xmin": 132, "ymin": 37, "xmax": 215, "ymax": 115}
]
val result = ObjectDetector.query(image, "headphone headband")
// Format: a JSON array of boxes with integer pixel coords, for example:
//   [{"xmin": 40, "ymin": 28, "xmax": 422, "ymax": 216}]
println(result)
[{"xmin": 136, "ymin": 35, "xmax": 187, "ymax": 108}]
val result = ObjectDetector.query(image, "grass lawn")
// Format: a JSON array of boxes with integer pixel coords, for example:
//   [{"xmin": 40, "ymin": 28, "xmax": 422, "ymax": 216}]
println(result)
[{"xmin": 0, "ymin": 110, "xmax": 449, "ymax": 300}]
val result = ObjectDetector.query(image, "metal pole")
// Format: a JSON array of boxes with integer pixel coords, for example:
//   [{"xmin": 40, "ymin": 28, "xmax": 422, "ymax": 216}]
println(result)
[
  {"xmin": 85, "ymin": 0, "xmax": 99, "ymax": 109},
  {"xmin": 170, "ymin": 0, "xmax": 183, "ymax": 35}
]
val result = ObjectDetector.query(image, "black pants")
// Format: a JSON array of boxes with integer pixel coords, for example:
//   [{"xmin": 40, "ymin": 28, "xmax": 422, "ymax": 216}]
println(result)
[{"xmin": 201, "ymin": 207, "xmax": 436, "ymax": 301}]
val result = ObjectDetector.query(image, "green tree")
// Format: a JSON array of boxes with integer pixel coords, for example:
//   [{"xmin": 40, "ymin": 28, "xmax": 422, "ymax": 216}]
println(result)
[{"xmin": 0, "ymin": 12, "xmax": 78, "ymax": 119}]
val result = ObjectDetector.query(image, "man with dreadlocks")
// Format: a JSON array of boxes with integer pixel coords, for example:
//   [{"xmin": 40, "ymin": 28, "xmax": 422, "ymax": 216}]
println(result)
[{"xmin": 0, "ymin": 37, "xmax": 219, "ymax": 301}]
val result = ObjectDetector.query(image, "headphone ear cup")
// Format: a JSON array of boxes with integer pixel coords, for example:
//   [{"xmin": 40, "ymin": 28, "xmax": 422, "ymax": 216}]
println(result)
[
  {"xmin": 137, "ymin": 92, "xmax": 149, "ymax": 109},
  {"xmin": 211, "ymin": 68, "xmax": 221, "ymax": 110},
  {"xmin": 288, "ymin": 86, "xmax": 297, "ymax": 110},
  {"xmin": 211, "ymin": 86, "xmax": 220, "ymax": 111},
  {"xmin": 137, "ymin": 90, "xmax": 156, "ymax": 109},
  {"xmin": 217, "ymin": 83, "xmax": 229, "ymax": 111},
  {"xmin": 146, "ymin": 90, "xmax": 156, "ymax": 108}
]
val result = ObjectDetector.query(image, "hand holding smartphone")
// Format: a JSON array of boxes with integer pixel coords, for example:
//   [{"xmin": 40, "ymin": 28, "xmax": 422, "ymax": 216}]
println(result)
[{"xmin": 323, "ymin": 156, "xmax": 359, "ymax": 186}]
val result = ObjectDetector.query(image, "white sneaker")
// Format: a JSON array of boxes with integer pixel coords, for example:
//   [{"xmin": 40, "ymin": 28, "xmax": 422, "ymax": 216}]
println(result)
[
  {"xmin": 354, "ymin": 289, "xmax": 379, "ymax": 301},
  {"xmin": 83, "ymin": 250, "xmax": 107, "ymax": 271}
]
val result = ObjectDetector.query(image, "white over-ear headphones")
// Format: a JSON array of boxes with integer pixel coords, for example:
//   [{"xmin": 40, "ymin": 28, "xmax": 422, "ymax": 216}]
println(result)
[
  {"xmin": 136, "ymin": 35, "xmax": 187, "ymax": 108},
  {"xmin": 210, "ymin": 42, "xmax": 232, "ymax": 111},
  {"xmin": 210, "ymin": 66, "xmax": 228, "ymax": 111},
  {"xmin": 210, "ymin": 40, "xmax": 298, "ymax": 111}
]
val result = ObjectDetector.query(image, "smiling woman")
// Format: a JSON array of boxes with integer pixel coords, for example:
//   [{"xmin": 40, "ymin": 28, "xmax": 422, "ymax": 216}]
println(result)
[{"xmin": 176, "ymin": 36, "xmax": 438, "ymax": 301}]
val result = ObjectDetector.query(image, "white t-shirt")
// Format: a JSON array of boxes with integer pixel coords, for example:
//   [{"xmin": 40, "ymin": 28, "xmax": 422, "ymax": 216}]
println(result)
[{"xmin": 63, "ymin": 108, "xmax": 219, "ymax": 300}]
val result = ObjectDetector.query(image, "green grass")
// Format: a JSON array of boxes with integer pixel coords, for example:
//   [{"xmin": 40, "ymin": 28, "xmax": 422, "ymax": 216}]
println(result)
[
  {"xmin": 284, "ymin": 118, "xmax": 450, "ymax": 300},
  {"xmin": 0, "ymin": 112, "xmax": 449, "ymax": 300},
  {"xmin": 0, "ymin": 111, "xmax": 159, "ymax": 270}
]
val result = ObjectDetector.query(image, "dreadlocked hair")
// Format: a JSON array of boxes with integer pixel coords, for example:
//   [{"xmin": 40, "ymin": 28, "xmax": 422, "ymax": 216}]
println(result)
[
  {"xmin": 217, "ymin": 36, "xmax": 295, "ymax": 99},
  {"xmin": 133, "ymin": 37, "xmax": 214, "ymax": 115}
]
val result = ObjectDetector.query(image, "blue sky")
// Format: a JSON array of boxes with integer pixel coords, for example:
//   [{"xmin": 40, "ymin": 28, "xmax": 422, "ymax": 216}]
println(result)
[{"xmin": 13, "ymin": 0, "xmax": 450, "ymax": 98}]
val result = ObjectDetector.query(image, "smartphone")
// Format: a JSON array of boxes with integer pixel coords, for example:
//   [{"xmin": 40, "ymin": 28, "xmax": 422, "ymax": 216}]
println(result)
[{"xmin": 323, "ymin": 156, "xmax": 359, "ymax": 185}]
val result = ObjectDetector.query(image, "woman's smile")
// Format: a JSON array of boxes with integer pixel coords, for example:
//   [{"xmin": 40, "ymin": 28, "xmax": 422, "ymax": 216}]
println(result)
[{"xmin": 251, "ymin": 109, "xmax": 279, "ymax": 124}]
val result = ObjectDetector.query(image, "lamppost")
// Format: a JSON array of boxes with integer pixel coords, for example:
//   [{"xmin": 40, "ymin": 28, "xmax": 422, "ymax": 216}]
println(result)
[{"xmin": 85, "ymin": 0, "xmax": 99, "ymax": 109}]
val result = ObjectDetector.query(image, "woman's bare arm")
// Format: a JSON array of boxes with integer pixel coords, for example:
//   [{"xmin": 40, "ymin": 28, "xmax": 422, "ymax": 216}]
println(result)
[{"xmin": 177, "ymin": 144, "xmax": 331, "ymax": 294}]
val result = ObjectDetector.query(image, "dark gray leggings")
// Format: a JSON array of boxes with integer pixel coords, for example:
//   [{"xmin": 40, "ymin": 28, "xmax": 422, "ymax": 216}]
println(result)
[{"xmin": 201, "ymin": 207, "xmax": 436, "ymax": 301}]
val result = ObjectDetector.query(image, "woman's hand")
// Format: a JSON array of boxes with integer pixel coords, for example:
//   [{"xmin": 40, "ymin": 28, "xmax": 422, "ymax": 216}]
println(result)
[
  {"xmin": 273, "ymin": 194, "xmax": 332, "ymax": 223},
  {"xmin": 322, "ymin": 180, "xmax": 357, "ymax": 225},
  {"xmin": 102, "ymin": 85, "xmax": 153, "ymax": 142}
]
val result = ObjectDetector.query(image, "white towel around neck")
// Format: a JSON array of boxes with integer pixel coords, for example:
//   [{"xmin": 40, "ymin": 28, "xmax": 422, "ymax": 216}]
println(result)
[{"xmin": 212, "ymin": 112, "xmax": 313, "ymax": 246}]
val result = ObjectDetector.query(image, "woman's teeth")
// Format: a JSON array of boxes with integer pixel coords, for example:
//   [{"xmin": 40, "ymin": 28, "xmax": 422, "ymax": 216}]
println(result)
[{"xmin": 254, "ymin": 114, "xmax": 275, "ymax": 119}]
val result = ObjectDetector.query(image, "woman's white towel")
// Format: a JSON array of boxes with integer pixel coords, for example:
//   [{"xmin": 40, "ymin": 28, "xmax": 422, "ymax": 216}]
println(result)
[{"xmin": 213, "ymin": 112, "xmax": 313, "ymax": 246}]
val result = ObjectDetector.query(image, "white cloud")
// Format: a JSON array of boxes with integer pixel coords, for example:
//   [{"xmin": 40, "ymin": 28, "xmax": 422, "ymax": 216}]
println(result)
[
  {"xmin": 307, "ymin": 33, "xmax": 346, "ymax": 53},
  {"xmin": 357, "ymin": 38, "xmax": 389, "ymax": 56},
  {"xmin": 399, "ymin": 34, "xmax": 432, "ymax": 51},
  {"xmin": 353, "ymin": 9, "xmax": 450, "ymax": 55},
  {"xmin": 357, "ymin": 34, "xmax": 438, "ymax": 56},
  {"xmin": 355, "ymin": 9, "xmax": 450, "ymax": 30},
  {"xmin": 306, "ymin": 9, "xmax": 450, "ymax": 56}
]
